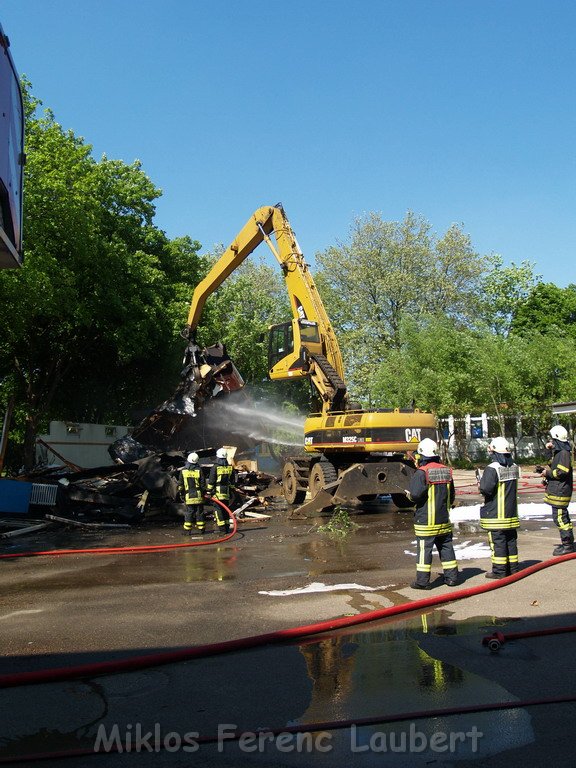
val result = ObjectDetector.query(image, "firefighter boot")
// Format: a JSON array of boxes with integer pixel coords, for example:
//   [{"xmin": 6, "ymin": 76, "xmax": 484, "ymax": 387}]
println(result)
[
  {"xmin": 553, "ymin": 530, "xmax": 575, "ymax": 556},
  {"xmin": 216, "ymin": 523, "xmax": 228, "ymax": 537}
]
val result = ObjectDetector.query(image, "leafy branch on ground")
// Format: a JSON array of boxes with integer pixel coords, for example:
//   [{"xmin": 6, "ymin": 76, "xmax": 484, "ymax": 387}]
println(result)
[{"xmin": 317, "ymin": 507, "xmax": 359, "ymax": 537}]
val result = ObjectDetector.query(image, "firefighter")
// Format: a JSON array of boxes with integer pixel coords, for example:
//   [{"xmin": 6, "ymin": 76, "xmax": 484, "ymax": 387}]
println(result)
[
  {"xmin": 181, "ymin": 452, "xmax": 206, "ymax": 535},
  {"xmin": 407, "ymin": 438, "xmax": 459, "ymax": 590},
  {"xmin": 206, "ymin": 447, "xmax": 236, "ymax": 535},
  {"xmin": 478, "ymin": 436, "xmax": 520, "ymax": 578},
  {"xmin": 539, "ymin": 425, "xmax": 574, "ymax": 555}
]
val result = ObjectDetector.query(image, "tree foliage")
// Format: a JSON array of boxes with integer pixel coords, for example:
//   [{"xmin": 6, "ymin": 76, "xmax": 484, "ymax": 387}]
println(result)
[
  {"xmin": 314, "ymin": 211, "xmax": 573, "ymax": 431},
  {"xmin": 315, "ymin": 211, "xmax": 484, "ymax": 353},
  {"xmin": 0, "ymin": 82, "xmax": 207, "ymax": 468},
  {"xmin": 511, "ymin": 282, "xmax": 576, "ymax": 337},
  {"xmin": 315, "ymin": 211, "xmax": 486, "ymax": 402},
  {"xmin": 478, "ymin": 256, "xmax": 541, "ymax": 336}
]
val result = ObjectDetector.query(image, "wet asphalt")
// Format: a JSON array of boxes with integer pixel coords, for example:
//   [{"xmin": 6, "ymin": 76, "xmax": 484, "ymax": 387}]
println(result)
[{"xmin": 1, "ymin": 470, "xmax": 575, "ymax": 766}]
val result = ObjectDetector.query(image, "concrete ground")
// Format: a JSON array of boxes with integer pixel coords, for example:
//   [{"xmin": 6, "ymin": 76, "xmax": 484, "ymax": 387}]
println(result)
[{"xmin": 0, "ymin": 469, "xmax": 575, "ymax": 766}]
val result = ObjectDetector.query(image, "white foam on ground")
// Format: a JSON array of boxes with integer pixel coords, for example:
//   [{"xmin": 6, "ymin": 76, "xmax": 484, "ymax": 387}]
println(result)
[
  {"xmin": 451, "ymin": 502, "xmax": 574, "ymax": 522},
  {"xmin": 259, "ymin": 581, "xmax": 394, "ymax": 597}
]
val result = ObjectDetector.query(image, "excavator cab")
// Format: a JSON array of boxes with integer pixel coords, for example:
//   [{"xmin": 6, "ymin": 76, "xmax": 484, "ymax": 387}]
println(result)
[{"xmin": 267, "ymin": 319, "xmax": 322, "ymax": 380}]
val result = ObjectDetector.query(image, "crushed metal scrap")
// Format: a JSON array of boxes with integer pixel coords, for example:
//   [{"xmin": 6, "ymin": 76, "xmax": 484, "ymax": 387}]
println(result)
[{"xmin": 114, "ymin": 341, "xmax": 263, "ymax": 460}]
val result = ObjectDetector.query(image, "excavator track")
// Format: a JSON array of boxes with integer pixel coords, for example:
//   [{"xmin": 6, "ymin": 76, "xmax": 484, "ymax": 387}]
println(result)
[{"xmin": 309, "ymin": 353, "xmax": 347, "ymax": 411}]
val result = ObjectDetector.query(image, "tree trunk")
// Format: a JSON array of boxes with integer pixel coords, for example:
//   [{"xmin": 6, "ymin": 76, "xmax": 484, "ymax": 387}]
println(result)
[{"xmin": 22, "ymin": 413, "xmax": 39, "ymax": 471}]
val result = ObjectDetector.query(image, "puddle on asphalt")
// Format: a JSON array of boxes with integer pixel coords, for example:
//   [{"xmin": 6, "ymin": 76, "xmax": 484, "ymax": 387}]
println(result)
[
  {"xmin": 286, "ymin": 610, "xmax": 534, "ymax": 764},
  {"xmin": 0, "ymin": 610, "xmax": 535, "ymax": 766}
]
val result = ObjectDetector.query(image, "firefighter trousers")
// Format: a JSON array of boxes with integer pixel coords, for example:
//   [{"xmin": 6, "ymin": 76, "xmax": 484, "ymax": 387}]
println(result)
[
  {"xmin": 183, "ymin": 503, "xmax": 205, "ymax": 532},
  {"xmin": 211, "ymin": 498, "xmax": 231, "ymax": 532},
  {"xmin": 550, "ymin": 505, "xmax": 573, "ymax": 533},
  {"xmin": 487, "ymin": 529, "xmax": 518, "ymax": 576},
  {"xmin": 415, "ymin": 532, "xmax": 458, "ymax": 587}
]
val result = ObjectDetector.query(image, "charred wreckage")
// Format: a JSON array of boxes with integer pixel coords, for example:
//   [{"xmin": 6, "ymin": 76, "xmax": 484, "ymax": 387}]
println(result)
[{"xmin": 9, "ymin": 342, "xmax": 277, "ymax": 533}]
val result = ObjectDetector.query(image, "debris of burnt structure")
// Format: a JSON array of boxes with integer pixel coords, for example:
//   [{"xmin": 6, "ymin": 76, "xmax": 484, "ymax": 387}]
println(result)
[
  {"xmin": 8, "ymin": 450, "xmax": 275, "ymax": 533},
  {"xmin": 1, "ymin": 341, "xmax": 277, "ymax": 535},
  {"xmin": 110, "ymin": 341, "xmax": 262, "ymax": 463}
]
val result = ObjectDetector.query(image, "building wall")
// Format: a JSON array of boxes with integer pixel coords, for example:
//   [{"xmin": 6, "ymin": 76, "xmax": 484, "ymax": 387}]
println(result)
[
  {"xmin": 439, "ymin": 413, "xmax": 548, "ymax": 461},
  {"xmin": 36, "ymin": 421, "xmax": 130, "ymax": 469}
]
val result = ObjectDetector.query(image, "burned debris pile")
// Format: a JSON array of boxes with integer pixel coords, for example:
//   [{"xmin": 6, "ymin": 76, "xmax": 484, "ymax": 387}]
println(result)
[
  {"xmin": 1, "ymin": 340, "xmax": 281, "ymax": 536},
  {"xmin": 11, "ymin": 450, "xmax": 277, "ymax": 531}
]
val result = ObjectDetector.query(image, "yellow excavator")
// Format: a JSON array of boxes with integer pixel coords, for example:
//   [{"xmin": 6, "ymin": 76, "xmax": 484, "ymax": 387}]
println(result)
[{"xmin": 181, "ymin": 203, "xmax": 438, "ymax": 515}]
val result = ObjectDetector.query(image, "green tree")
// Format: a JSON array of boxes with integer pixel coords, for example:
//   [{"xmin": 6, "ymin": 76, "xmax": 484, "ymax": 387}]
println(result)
[
  {"xmin": 369, "ymin": 315, "xmax": 480, "ymax": 415},
  {"xmin": 470, "ymin": 331, "xmax": 576, "ymax": 431},
  {"xmin": 479, "ymin": 256, "xmax": 541, "ymax": 336},
  {"xmin": 511, "ymin": 282, "xmax": 576, "ymax": 337},
  {"xmin": 315, "ymin": 211, "xmax": 486, "ymax": 402},
  {"xmin": 0, "ymin": 83, "xmax": 206, "ymax": 468}
]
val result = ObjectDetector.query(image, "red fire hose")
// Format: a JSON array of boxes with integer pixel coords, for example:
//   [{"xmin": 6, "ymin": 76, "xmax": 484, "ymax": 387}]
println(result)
[
  {"xmin": 482, "ymin": 623, "xmax": 576, "ymax": 651},
  {"xmin": 1, "ymin": 551, "xmax": 575, "ymax": 690},
  {"xmin": 1, "ymin": 554, "xmax": 575, "ymax": 764},
  {"xmin": 0, "ymin": 497, "xmax": 237, "ymax": 559}
]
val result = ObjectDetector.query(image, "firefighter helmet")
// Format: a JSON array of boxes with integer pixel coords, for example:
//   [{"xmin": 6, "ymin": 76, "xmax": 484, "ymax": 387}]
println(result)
[
  {"xmin": 216, "ymin": 447, "xmax": 228, "ymax": 459},
  {"xmin": 489, "ymin": 436, "xmax": 510, "ymax": 454},
  {"xmin": 187, "ymin": 452, "xmax": 199, "ymax": 464},
  {"xmin": 550, "ymin": 425, "xmax": 568, "ymax": 442},
  {"xmin": 417, "ymin": 438, "xmax": 438, "ymax": 458}
]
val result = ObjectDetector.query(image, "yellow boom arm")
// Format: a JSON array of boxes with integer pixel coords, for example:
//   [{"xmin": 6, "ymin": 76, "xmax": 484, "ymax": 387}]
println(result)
[{"xmin": 186, "ymin": 204, "xmax": 347, "ymax": 413}]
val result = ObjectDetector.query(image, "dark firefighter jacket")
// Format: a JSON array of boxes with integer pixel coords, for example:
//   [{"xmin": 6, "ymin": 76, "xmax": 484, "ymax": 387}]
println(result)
[
  {"xmin": 181, "ymin": 465, "xmax": 205, "ymax": 505},
  {"xmin": 408, "ymin": 458, "xmax": 455, "ymax": 537},
  {"xmin": 479, "ymin": 453, "xmax": 520, "ymax": 530},
  {"xmin": 207, "ymin": 458, "xmax": 236, "ymax": 501},
  {"xmin": 543, "ymin": 440, "xmax": 573, "ymax": 509}
]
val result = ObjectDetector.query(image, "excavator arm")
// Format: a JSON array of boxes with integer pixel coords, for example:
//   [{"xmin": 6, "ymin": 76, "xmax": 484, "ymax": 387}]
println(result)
[{"xmin": 184, "ymin": 204, "xmax": 348, "ymax": 414}]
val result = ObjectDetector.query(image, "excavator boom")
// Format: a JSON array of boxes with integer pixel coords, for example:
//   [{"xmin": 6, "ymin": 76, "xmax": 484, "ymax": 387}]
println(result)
[{"xmin": 185, "ymin": 204, "xmax": 346, "ymax": 413}]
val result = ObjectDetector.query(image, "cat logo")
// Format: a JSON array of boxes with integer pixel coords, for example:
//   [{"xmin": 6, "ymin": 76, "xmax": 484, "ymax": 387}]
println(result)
[{"xmin": 405, "ymin": 428, "xmax": 421, "ymax": 442}]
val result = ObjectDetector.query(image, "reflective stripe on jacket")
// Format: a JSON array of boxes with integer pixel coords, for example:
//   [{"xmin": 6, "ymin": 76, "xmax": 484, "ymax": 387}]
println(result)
[
  {"xmin": 408, "ymin": 461, "xmax": 455, "ymax": 537},
  {"xmin": 544, "ymin": 448, "xmax": 573, "ymax": 508},
  {"xmin": 182, "ymin": 467, "xmax": 204, "ymax": 505},
  {"xmin": 207, "ymin": 462, "xmax": 234, "ymax": 501},
  {"xmin": 479, "ymin": 461, "xmax": 520, "ymax": 530}
]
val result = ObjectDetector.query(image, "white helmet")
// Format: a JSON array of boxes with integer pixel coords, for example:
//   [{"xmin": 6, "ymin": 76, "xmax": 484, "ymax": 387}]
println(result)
[
  {"xmin": 550, "ymin": 425, "xmax": 568, "ymax": 442},
  {"xmin": 216, "ymin": 447, "xmax": 228, "ymax": 459},
  {"xmin": 489, "ymin": 436, "xmax": 510, "ymax": 454},
  {"xmin": 417, "ymin": 438, "xmax": 438, "ymax": 458},
  {"xmin": 187, "ymin": 452, "xmax": 199, "ymax": 464}
]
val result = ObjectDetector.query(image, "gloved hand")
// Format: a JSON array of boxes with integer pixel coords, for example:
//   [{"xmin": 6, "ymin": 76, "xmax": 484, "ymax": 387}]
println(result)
[{"xmin": 535, "ymin": 465, "xmax": 545, "ymax": 474}]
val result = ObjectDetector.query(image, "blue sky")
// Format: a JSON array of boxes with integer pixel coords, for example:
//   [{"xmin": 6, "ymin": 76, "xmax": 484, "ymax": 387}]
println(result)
[{"xmin": 3, "ymin": 0, "xmax": 576, "ymax": 285}]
